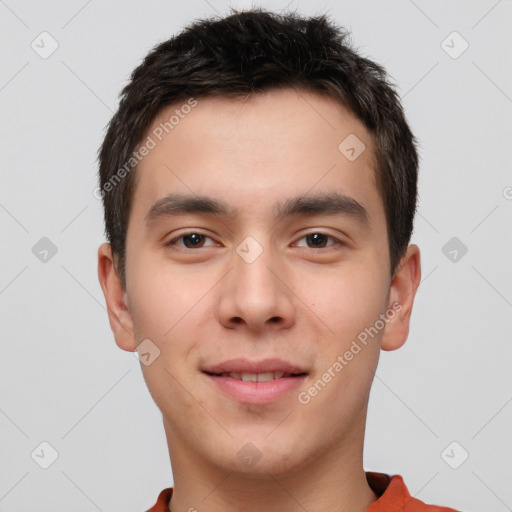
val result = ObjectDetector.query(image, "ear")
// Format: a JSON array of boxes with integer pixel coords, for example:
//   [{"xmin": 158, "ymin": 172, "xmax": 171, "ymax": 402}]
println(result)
[
  {"xmin": 381, "ymin": 244, "xmax": 421, "ymax": 352},
  {"xmin": 97, "ymin": 243, "xmax": 137, "ymax": 352}
]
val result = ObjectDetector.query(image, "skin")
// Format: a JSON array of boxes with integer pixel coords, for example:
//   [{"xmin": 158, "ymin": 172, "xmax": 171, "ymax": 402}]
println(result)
[{"xmin": 98, "ymin": 87, "xmax": 421, "ymax": 512}]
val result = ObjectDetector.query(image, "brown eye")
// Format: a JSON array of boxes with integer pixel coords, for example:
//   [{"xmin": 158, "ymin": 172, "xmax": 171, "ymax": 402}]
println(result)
[
  {"xmin": 306, "ymin": 233, "xmax": 329, "ymax": 248},
  {"xmin": 165, "ymin": 232, "xmax": 216, "ymax": 249},
  {"xmin": 295, "ymin": 232, "xmax": 341, "ymax": 249},
  {"xmin": 180, "ymin": 233, "xmax": 205, "ymax": 248}
]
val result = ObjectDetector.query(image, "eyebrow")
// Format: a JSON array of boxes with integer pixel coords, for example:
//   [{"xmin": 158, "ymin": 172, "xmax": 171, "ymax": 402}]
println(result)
[{"xmin": 145, "ymin": 192, "xmax": 370, "ymax": 227}]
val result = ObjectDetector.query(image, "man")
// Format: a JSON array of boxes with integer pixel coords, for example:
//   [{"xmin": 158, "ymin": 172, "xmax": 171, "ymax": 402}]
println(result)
[{"xmin": 96, "ymin": 8, "xmax": 459, "ymax": 512}]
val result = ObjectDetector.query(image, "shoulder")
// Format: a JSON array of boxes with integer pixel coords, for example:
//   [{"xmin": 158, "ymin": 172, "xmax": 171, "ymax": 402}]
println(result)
[{"xmin": 366, "ymin": 472, "xmax": 461, "ymax": 512}]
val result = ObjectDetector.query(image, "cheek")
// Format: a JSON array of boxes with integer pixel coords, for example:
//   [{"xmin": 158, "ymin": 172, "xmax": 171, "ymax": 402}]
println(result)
[
  {"xmin": 127, "ymin": 261, "xmax": 218, "ymax": 383},
  {"xmin": 294, "ymin": 262, "xmax": 388, "ymax": 342},
  {"xmin": 127, "ymin": 259, "xmax": 202, "ymax": 339},
  {"xmin": 130, "ymin": 271, "xmax": 207, "ymax": 416}
]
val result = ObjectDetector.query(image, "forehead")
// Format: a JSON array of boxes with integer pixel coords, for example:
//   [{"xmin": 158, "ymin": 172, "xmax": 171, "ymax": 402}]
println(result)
[{"xmin": 132, "ymin": 87, "xmax": 383, "ymax": 229}]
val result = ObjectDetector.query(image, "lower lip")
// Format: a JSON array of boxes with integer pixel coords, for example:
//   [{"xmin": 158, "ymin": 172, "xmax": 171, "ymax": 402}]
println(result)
[{"xmin": 204, "ymin": 373, "xmax": 307, "ymax": 404}]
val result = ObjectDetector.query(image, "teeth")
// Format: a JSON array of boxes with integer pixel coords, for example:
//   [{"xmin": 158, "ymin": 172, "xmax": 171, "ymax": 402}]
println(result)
[{"xmin": 222, "ymin": 371, "xmax": 288, "ymax": 381}]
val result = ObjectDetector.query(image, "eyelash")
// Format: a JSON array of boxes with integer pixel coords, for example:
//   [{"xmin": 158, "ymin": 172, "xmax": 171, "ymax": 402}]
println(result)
[{"xmin": 164, "ymin": 231, "xmax": 344, "ymax": 252}]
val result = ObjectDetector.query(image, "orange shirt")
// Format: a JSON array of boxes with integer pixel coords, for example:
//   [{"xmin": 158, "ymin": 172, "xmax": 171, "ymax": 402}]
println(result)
[{"xmin": 146, "ymin": 471, "xmax": 460, "ymax": 511}]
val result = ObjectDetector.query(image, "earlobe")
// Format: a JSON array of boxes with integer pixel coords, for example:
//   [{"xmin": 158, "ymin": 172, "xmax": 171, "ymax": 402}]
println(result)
[
  {"xmin": 380, "ymin": 244, "xmax": 421, "ymax": 352},
  {"xmin": 97, "ymin": 243, "xmax": 137, "ymax": 352}
]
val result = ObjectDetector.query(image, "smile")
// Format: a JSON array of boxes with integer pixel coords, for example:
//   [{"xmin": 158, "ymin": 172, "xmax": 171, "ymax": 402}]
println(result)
[
  {"xmin": 209, "ymin": 371, "xmax": 301, "ymax": 382},
  {"xmin": 203, "ymin": 371, "xmax": 307, "ymax": 404}
]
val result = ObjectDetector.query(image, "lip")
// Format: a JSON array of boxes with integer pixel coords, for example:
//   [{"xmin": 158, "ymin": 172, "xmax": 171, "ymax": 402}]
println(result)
[
  {"xmin": 202, "ymin": 357, "xmax": 308, "ymax": 375},
  {"xmin": 202, "ymin": 358, "xmax": 308, "ymax": 405},
  {"xmin": 204, "ymin": 373, "xmax": 307, "ymax": 404}
]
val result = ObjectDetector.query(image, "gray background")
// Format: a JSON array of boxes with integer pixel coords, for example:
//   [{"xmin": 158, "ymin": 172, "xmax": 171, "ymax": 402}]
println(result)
[{"xmin": 1, "ymin": 0, "xmax": 511, "ymax": 511}]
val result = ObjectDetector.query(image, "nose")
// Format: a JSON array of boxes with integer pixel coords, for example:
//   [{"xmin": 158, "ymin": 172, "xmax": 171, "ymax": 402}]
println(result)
[{"xmin": 216, "ymin": 239, "xmax": 296, "ymax": 333}]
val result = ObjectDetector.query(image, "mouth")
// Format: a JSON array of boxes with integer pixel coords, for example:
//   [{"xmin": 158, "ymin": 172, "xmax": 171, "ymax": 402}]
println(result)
[
  {"xmin": 202, "ymin": 358, "xmax": 309, "ymax": 404},
  {"xmin": 204, "ymin": 371, "xmax": 307, "ymax": 381}
]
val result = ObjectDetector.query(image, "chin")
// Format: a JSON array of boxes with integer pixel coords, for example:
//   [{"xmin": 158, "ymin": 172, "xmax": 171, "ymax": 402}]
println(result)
[{"xmin": 218, "ymin": 432, "xmax": 309, "ymax": 477}]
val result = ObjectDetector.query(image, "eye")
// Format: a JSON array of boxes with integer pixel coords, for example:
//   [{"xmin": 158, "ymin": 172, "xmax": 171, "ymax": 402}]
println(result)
[
  {"xmin": 164, "ymin": 231, "xmax": 344, "ymax": 251},
  {"xmin": 294, "ymin": 232, "xmax": 343, "ymax": 249},
  {"xmin": 165, "ymin": 232, "xmax": 217, "ymax": 250}
]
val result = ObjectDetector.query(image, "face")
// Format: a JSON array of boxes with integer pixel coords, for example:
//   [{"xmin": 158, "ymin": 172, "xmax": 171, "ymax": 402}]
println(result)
[{"xmin": 99, "ymin": 86, "xmax": 420, "ymax": 478}]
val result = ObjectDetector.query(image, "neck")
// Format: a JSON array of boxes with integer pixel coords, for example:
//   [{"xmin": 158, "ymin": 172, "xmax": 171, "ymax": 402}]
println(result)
[{"xmin": 164, "ymin": 419, "xmax": 378, "ymax": 512}]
